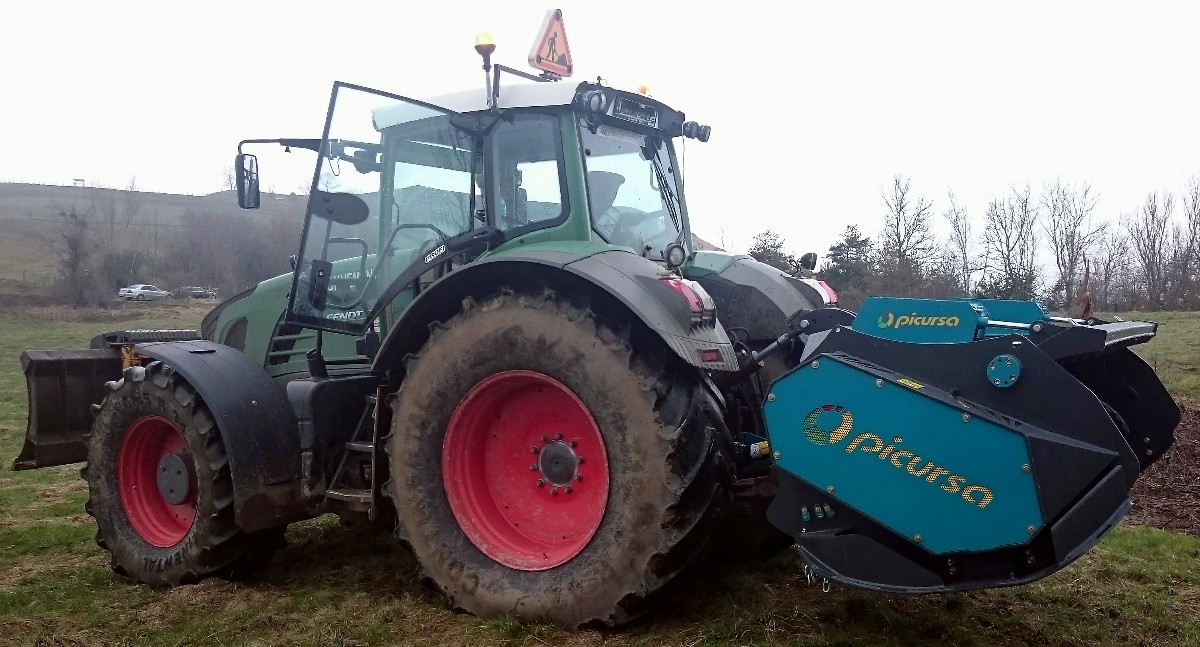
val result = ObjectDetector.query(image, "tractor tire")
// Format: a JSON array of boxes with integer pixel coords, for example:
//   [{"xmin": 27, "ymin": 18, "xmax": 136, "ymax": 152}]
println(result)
[
  {"xmin": 84, "ymin": 361, "xmax": 285, "ymax": 586},
  {"xmin": 387, "ymin": 290, "xmax": 729, "ymax": 627}
]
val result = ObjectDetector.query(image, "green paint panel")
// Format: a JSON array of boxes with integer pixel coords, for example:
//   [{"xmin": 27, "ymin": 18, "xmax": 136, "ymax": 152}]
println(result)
[
  {"xmin": 683, "ymin": 250, "xmax": 747, "ymax": 277},
  {"xmin": 764, "ymin": 356, "xmax": 1043, "ymax": 554}
]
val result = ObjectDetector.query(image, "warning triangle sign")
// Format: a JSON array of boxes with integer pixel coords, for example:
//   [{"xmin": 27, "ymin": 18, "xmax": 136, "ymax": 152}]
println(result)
[{"xmin": 527, "ymin": 9, "xmax": 573, "ymax": 77}]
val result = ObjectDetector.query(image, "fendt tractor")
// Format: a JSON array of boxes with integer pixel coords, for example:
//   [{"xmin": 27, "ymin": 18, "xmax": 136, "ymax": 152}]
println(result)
[{"xmin": 13, "ymin": 11, "xmax": 1181, "ymax": 628}]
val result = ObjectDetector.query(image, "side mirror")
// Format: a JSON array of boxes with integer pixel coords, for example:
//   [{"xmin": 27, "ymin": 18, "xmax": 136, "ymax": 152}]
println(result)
[
  {"xmin": 235, "ymin": 153, "xmax": 260, "ymax": 209},
  {"xmin": 798, "ymin": 252, "xmax": 818, "ymax": 271}
]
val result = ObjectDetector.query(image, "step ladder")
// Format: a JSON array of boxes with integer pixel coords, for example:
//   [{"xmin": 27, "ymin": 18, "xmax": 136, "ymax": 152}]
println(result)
[{"xmin": 323, "ymin": 394, "xmax": 379, "ymax": 517}]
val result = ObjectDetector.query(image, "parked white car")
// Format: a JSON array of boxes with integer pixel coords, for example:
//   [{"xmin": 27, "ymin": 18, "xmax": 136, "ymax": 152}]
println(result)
[{"xmin": 119, "ymin": 284, "xmax": 171, "ymax": 301}]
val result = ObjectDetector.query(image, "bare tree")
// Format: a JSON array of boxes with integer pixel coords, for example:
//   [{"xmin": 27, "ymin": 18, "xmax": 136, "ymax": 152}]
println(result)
[
  {"xmin": 1041, "ymin": 179, "xmax": 1104, "ymax": 308},
  {"xmin": 978, "ymin": 185, "xmax": 1040, "ymax": 299},
  {"xmin": 1094, "ymin": 227, "xmax": 1131, "ymax": 310},
  {"xmin": 942, "ymin": 190, "xmax": 976, "ymax": 294},
  {"xmin": 121, "ymin": 177, "xmax": 144, "ymax": 233},
  {"xmin": 88, "ymin": 185, "xmax": 119, "ymax": 251},
  {"xmin": 50, "ymin": 204, "xmax": 97, "ymax": 306},
  {"xmin": 880, "ymin": 175, "xmax": 935, "ymax": 275},
  {"xmin": 1171, "ymin": 176, "xmax": 1200, "ymax": 308},
  {"xmin": 1126, "ymin": 191, "xmax": 1175, "ymax": 309}
]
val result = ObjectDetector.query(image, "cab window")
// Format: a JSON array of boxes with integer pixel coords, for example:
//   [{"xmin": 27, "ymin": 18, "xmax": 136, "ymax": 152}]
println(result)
[{"xmin": 487, "ymin": 113, "xmax": 567, "ymax": 234}]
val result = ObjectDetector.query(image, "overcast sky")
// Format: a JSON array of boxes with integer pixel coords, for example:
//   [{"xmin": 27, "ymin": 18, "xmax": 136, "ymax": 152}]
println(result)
[{"xmin": 1, "ymin": 1, "xmax": 1197, "ymax": 258}]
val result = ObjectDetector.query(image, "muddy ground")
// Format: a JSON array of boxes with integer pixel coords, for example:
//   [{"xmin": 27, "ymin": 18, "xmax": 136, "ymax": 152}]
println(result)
[{"xmin": 1126, "ymin": 398, "xmax": 1200, "ymax": 537}]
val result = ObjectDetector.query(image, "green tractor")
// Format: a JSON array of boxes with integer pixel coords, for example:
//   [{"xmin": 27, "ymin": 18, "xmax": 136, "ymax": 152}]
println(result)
[{"xmin": 13, "ymin": 20, "xmax": 1181, "ymax": 628}]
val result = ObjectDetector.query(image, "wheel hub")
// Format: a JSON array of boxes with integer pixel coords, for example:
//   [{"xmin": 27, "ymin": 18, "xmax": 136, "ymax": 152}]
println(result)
[
  {"xmin": 156, "ymin": 453, "xmax": 194, "ymax": 505},
  {"xmin": 117, "ymin": 415, "xmax": 198, "ymax": 548},
  {"xmin": 536, "ymin": 438, "xmax": 579, "ymax": 486},
  {"xmin": 442, "ymin": 370, "xmax": 610, "ymax": 571}
]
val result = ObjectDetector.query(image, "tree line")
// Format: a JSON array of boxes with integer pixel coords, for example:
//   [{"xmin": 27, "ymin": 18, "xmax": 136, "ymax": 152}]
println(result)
[
  {"xmin": 749, "ymin": 174, "xmax": 1200, "ymax": 313},
  {"xmin": 47, "ymin": 182, "xmax": 302, "ymax": 306}
]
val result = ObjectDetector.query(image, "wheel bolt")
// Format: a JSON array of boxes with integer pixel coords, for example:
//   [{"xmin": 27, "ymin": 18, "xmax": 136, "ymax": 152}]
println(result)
[
  {"xmin": 536, "ymin": 479, "xmax": 544, "ymax": 487},
  {"xmin": 531, "ymin": 445, "xmax": 538, "ymax": 454},
  {"xmin": 565, "ymin": 486, "xmax": 572, "ymax": 494},
  {"xmin": 556, "ymin": 432, "xmax": 563, "ymax": 440},
  {"xmin": 550, "ymin": 486, "xmax": 559, "ymax": 495},
  {"xmin": 575, "ymin": 474, "xmax": 583, "ymax": 482},
  {"xmin": 569, "ymin": 440, "xmax": 577, "ymax": 448},
  {"xmin": 529, "ymin": 464, "xmax": 536, "ymax": 471},
  {"xmin": 577, "ymin": 456, "xmax": 585, "ymax": 465},
  {"xmin": 542, "ymin": 434, "xmax": 549, "ymax": 442}
]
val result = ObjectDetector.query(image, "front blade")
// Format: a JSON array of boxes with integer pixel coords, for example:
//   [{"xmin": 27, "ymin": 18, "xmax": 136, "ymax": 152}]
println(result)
[{"xmin": 12, "ymin": 349, "xmax": 120, "ymax": 470}]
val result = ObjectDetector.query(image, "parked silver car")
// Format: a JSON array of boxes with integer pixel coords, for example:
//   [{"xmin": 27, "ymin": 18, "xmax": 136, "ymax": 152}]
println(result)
[{"xmin": 118, "ymin": 284, "xmax": 171, "ymax": 301}]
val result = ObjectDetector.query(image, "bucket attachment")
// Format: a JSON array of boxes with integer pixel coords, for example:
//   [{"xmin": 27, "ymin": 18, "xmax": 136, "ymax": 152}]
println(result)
[
  {"xmin": 13, "ymin": 349, "xmax": 122, "ymax": 470},
  {"xmin": 12, "ymin": 329, "xmax": 199, "ymax": 471},
  {"xmin": 763, "ymin": 298, "xmax": 1179, "ymax": 593}
]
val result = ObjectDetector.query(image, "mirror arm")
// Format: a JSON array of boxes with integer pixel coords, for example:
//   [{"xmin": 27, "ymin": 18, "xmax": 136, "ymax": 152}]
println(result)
[{"xmin": 238, "ymin": 138, "xmax": 321, "ymax": 154}]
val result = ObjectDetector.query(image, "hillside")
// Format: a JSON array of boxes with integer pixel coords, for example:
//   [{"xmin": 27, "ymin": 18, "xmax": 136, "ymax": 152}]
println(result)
[
  {"xmin": 0, "ymin": 183, "xmax": 306, "ymax": 297},
  {"xmin": 0, "ymin": 182, "xmax": 727, "ymax": 299}
]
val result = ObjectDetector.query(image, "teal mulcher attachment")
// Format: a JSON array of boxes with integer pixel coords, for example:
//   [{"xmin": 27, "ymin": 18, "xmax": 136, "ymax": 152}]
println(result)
[{"xmin": 764, "ymin": 297, "xmax": 1178, "ymax": 593}]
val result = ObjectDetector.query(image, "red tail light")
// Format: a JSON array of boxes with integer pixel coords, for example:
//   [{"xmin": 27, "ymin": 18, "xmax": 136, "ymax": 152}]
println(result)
[
  {"xmin": 817, "ymin": 280, "xmax": 839, "ymax": 305},
  {"xmin": 661, "ymin": 278, "xmax": 716, "ymax": 325}
]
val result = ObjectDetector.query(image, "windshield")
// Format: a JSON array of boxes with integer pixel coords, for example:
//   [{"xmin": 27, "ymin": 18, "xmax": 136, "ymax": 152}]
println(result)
[
  {"xmin": 580, "ymin": 120, "xmax": 686, "ymax": 261},
  {"xmin": 288, "ymin": 83, "xmax": 476, "ymax": 334}
]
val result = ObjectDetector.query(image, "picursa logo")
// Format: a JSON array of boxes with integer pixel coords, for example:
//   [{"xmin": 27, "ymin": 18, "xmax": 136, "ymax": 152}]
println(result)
[
  {"xmin": 876, "ymin": 312, "xmax": 961, "ymax": 329},
  {"xmin": 800, "ymin": 404, "xmax": 994, "ymax": 509},
  {"xmin": 802, "ymin": 405, "xmax": 854, "ymax": 445}
]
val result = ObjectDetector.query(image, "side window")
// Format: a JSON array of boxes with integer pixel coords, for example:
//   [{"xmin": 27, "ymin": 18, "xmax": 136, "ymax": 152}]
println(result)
[{"xmin": 489, "ymin": 113, "xmax": 566, "ymax": 233}]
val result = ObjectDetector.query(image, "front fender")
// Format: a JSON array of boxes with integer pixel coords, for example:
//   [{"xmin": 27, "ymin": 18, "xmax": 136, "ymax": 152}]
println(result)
[
  {"xmin": 135, "ymin": 340, "xmax": 305, "ymax": 532},
  {"xmin": 373, "ymin": 249, "xmax": 738, "ymax": 375}
]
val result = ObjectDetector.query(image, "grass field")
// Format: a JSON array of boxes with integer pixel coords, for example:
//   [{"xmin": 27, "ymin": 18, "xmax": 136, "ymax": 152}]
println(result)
[{"xmin": 1, "ymin": 305, "xmax": 1198, "ymax": 646}]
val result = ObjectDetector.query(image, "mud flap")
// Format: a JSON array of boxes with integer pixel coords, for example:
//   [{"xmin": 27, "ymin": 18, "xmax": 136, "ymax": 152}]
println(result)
[
  {"xmin": 762, "ymin": 324, "xmax": 1177, "ymax": 593},
  {"xmin": 12, "ymin": 349, "xmax": 121, "ymax": 470}
]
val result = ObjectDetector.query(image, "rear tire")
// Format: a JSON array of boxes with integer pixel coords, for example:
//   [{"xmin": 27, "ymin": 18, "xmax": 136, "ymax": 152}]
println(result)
[
  {"xmin": 85, "ymin": 361, "xmax": 284, "ymax": 585},
  {"xmin": 387, "ymin": 291, "xmax": 729, "ymax": 627}
]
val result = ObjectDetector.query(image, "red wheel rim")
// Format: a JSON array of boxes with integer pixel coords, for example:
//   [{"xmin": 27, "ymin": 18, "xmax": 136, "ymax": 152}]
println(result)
[
  {"xmin": 116, "ymin": 415, "xmax": 197, "ymax": 547},
  {"xmin": 443, "ymin": 371, "xmax": 609, "ymax": 570}
]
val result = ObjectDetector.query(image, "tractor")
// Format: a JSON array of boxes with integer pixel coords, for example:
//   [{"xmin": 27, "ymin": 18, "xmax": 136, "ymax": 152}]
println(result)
[{"xmin": 13, "ymin": 13, "xmax": 1181, "ymax": 628}]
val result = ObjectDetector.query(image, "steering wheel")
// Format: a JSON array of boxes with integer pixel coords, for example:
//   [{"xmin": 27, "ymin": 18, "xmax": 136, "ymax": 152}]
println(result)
[
  {"xmin": 594, "ymin": 207, "xmax": 622, "ymax": 238},
  {"xmin": 612, "ymin": 210, "xmax": 669, "ymax": 246}
]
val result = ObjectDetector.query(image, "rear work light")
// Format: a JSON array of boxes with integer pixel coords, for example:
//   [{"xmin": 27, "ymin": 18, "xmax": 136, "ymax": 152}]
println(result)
[{"xmin": 661, "ymin": 278, "xmax": 717, "ymax": 326}]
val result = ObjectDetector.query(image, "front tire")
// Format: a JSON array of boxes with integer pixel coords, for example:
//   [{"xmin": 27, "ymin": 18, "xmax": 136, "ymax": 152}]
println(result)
[
  {"xmin": 388, "ymin": 291, "xmax": 729, "ymax": 627},
  {"xmin": 85, "ymin": 361, "xmax": 284, "ymax": 585}
]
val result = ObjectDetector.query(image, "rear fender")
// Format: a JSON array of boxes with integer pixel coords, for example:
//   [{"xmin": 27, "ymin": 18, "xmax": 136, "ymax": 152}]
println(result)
[
  {"xmin": 690, "ymin": 257, "xmax": 821, "ymax": 341},
  {"xmin": 133, "ymin": 340, "xmax": 306, "ymax": 532},
  {"xmin": 373, "ymin": 251, "xmax": 739, "ymax": 375}
]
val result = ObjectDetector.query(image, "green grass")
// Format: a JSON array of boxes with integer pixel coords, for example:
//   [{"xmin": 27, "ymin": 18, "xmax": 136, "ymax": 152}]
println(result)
[
  {"xmin": 0, "ymin": 308, "xmax": 1197, "ymax": 646},
  {"xmin": 1120, "ymin": 311, "xmax": 1200, "ymax": 401}
]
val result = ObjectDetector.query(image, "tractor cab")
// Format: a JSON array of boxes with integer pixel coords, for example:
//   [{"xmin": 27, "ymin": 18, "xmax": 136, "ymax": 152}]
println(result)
[{"xmin": 236, "ymin": 73, "xmax": 712, "ymax": 340}]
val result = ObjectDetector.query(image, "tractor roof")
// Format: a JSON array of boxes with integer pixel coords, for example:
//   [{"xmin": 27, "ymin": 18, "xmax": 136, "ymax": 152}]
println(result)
[
  {"xmin": 374, "ymin": 82, "xmax": 579, "ymax": 130},
  {"xmin": 434, "ymin": 81, "xmax": 579, "ymax": 113}
]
